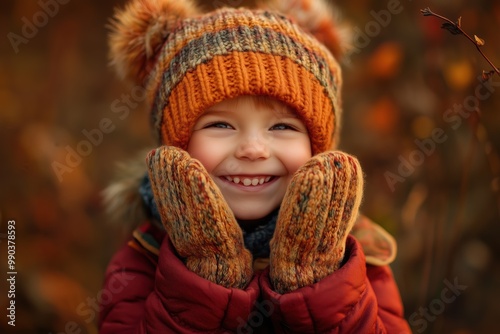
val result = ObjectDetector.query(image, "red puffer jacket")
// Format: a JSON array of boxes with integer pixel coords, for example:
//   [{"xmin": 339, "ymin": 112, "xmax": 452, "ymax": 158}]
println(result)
[{"xmin": 99, "ymin": 222, "xmax": 411, "ymax": 333}]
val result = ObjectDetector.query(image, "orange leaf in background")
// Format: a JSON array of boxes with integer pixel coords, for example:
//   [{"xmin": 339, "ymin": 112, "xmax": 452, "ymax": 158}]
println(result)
[
  {"xmin": 444, "ymin": 59, "xmax": 474, "ymax": 91},
  {"xmin": 363, "ymin": 97, "xmax": 400, "ymax": 135},
  {"xmin": 368, "ymin": 42, "xmax": 403, "ymax": 79}
]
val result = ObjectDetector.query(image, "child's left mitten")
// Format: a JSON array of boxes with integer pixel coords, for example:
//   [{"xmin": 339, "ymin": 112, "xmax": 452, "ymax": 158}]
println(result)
[{"xmin": 270, "ymin": 151, "xmax": 364, "ymax": 294}]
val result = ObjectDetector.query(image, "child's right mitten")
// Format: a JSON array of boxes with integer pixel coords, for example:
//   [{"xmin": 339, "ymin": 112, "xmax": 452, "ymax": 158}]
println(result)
[{"xmin": 146, "ymin": 146, "xmax": 253, "ymax": 289}]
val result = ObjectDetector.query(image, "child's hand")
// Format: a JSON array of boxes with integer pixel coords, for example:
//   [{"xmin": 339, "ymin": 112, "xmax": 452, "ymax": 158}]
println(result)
[
  {"xmin": 270, "ymin": 151, "xmax": 364, "ymax": 294},
  {"xmin": 146, "ymin": 146, "xmax": 253, "ymax": 289}
]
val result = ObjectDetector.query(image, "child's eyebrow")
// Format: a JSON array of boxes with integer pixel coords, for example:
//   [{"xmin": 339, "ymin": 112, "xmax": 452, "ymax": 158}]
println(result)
[
  {"xmin": 201, "ymin": 109, "xmax": 232, "ymax": 116},
  {"xmin": 277, "ymin": 111, "xmax": 299, "ymax": 118},
  {"xmin": 272, "ymin": 106, "xmax": 300, "ymax": 118}
]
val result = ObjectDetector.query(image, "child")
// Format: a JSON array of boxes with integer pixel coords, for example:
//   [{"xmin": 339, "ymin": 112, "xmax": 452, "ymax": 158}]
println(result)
[{"xmin": 99, "ymin": 0, "xmax": 411, "ymax": 332}]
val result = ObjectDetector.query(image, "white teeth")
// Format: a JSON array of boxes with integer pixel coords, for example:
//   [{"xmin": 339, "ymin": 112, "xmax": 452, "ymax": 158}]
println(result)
[{"xmin": 225, "ymin": 176, "xmax": 273, "ymax": 186}]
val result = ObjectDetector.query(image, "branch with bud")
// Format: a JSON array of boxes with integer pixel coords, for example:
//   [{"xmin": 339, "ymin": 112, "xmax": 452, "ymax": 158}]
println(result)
[{"xmin": 421, "ymin": 7, "xmax": 500, "ymax": 80}]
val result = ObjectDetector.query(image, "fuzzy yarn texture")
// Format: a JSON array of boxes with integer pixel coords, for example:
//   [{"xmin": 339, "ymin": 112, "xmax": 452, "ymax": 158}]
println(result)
[
  {"xmin": 270, "ymin": 151, "xmax": 364, "ymax": 294},
  {"xmin": 140, "ymin": 172, "xmax": 278, "ymax": 259},
  {"xmin": 109, "ymin": 0, "xmax": 345, "ymax": 154},
  {"xmin": 146, "ymin": 146, "xmax": 253, "ymax": 289}
]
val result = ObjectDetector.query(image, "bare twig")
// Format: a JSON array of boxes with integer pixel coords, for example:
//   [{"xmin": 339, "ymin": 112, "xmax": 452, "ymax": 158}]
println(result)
[
  {"xmin": 421, "ymin": 7, "xmax": 500, "ymax": 80},
  {"xmin": 421, "ymin": 7, "xmax": 500, "ymax": 304}
]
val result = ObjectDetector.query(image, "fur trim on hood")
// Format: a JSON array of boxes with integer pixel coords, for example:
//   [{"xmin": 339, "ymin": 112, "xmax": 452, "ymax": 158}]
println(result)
[{"xmin": 101, "ymin": 150, "xmax": 150, "ymax": 231}]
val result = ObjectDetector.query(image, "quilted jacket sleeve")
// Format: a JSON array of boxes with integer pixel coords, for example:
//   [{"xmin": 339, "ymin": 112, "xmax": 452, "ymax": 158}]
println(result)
[
  {"xmin": 98, "ymin": 227, "xmax": 260, "ymax": 333},
  {"xmin": 259, "ymin": 235, "xmax": 411, "ymax": 334}
]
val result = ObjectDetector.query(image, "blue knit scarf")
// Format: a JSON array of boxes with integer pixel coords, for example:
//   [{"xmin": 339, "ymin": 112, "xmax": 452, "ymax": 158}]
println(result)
[{"xmin": 139, "ymin": 173, "xmax": 277, "ymax": 259}]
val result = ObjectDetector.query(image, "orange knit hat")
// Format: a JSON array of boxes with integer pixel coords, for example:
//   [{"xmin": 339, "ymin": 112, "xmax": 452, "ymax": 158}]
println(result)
[{"xmin": 109, "ymin": 0, "xmax": 349, "ymax": 154}]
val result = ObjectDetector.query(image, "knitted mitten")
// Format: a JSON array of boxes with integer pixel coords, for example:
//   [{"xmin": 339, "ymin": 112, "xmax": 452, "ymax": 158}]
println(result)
[
  {"xmin": 270, "ymin": 151, "xmax": 364, "ymax": 294},
  {"xmin": 146, "ymin": 146, "xmax": 253, "ymax": 289}
]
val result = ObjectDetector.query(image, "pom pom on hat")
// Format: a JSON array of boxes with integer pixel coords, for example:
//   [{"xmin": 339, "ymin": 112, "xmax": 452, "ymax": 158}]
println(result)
[
  {"xmin": 108, "ymin": 0, "xmax": 348, "ymax": 153},
  {"xmin": 108, "ymin": 0, "xmax": 200, "ymax": 84}
]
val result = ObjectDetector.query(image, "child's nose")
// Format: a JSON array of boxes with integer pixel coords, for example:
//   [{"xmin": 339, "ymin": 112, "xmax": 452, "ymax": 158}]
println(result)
[{"xmin": 235, "ymin": 134, "xmax": 270, "ymax": 161}]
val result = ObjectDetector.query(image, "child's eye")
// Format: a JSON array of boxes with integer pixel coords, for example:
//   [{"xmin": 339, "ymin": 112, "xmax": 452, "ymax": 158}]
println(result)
[
  {"xmin": 270, "ymin": 123, "xmax": 296, "ymax": 131},
  {"xmin": 204, "ymin": 122, "xmax": 233, "ymax": 129}
]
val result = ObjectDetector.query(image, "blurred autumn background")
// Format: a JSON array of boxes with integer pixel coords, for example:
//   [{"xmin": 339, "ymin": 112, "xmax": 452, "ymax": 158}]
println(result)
[{"xmin": 1, "ymin": 0, "xmax": 499, "ymax": 333}]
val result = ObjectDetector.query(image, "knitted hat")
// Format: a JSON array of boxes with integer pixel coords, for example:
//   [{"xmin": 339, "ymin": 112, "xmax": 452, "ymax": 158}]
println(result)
[{"xmin": 109, "ymin": 0, "xmax": 349, "ymax": 154}]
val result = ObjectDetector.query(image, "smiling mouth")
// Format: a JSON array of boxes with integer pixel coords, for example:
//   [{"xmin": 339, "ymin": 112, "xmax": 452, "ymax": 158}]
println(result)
[{"xmin": 222, "ymin": 176, "xmax": 274, "ymax": 186}]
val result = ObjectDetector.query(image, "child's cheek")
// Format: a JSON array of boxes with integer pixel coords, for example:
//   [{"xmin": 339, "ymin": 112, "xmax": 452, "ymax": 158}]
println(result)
[
  {"xmin": 285, "ymin": 144, "xmax": 312, "ymax": 175},
  {"xmin": 186, "ymin": 136, "xmax": 215, "ymax": 173}
]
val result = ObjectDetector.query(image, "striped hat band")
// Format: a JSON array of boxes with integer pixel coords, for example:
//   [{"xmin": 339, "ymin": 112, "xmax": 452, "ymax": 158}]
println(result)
[{"xmin": 147, "ymin": 8, "xmax": 342, "ymax": 154}]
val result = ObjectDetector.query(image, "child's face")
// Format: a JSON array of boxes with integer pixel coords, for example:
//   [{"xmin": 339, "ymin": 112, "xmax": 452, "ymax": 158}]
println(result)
[{"xmin": 187, "ymin": 95, "xmax": 312, "ymax": 221}]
